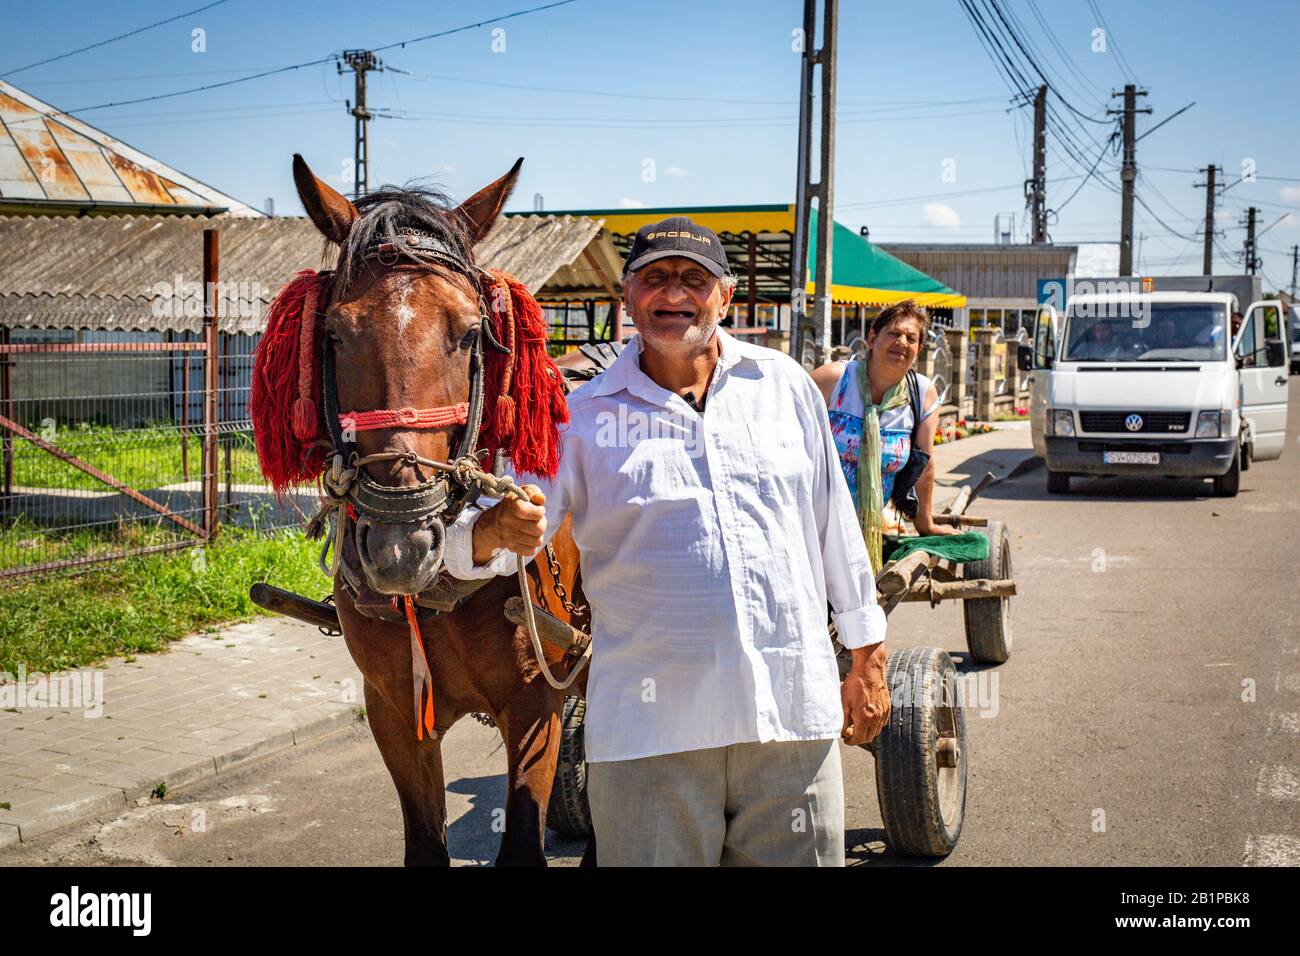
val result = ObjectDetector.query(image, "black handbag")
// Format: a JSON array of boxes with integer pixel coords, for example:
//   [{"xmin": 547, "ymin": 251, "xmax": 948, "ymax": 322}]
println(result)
[{"xmin": 889, "ymin": 369, "xmax": 930, "ymax": 520}]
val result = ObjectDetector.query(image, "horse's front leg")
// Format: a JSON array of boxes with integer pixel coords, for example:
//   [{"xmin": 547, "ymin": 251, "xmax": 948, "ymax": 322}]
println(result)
[
  {"xmin": 493, "ymin": 683, "xmax": 563, "ymax": 867},
  {"xmin": 363, "ymin": 676, "xmax": 451, "ymax": 867}
]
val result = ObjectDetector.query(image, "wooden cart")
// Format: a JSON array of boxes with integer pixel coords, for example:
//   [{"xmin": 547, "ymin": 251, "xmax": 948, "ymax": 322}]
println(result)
[{"xmin": 546, "ymin": 472, "xmax": 1016, "ymax": 858}]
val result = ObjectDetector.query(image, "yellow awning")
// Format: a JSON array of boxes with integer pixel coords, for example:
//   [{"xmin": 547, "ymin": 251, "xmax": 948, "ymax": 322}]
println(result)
[{"xmin": 808, "ymin": 282, "xmax": 967, "ymax": 309}]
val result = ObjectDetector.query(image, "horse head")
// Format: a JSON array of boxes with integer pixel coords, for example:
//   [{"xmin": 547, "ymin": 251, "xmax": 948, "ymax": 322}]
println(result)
[{"xmin": 292, "ymin": 154, "xmax": 522, "ymax": 596}]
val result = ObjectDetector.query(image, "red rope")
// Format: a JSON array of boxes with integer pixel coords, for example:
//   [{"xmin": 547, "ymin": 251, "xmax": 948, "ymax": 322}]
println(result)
[{"xmin": 340, "ymin": 404, "xmax": 469, "ymax": 431}]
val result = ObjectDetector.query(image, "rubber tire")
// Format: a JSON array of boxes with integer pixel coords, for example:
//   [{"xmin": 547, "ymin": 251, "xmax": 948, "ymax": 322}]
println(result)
[
  {"xmin": 963, "ymin": 520, "xmax": 1013, "ymax": 664},
  {"xmin": 1046, "ymin": 469, "xmax": 1070, "ymax": 494},
  {"xmin": 871, "ymin": 646, "xmax": 968, "ymax": 857},
  {"xmin": 545, "ymin": 696, "xmax": 593, "ymax": 839},
  {"xmin": 1212, "ymin": 447, "xmax": 1241, "ymax": 498},
  {"xmin": 1240, "ymin": 442, "xmax": 1252, "ymax": 472}
]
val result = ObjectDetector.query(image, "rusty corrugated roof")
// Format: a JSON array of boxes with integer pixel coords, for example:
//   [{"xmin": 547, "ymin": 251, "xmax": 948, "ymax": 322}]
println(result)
[
  {"xmin": 0, "ymin": 80, "xmax": 261, "ymax": 217},
  {"xmin": 0, "ymin": 213, "xmax": 609, "ymax": 334}
]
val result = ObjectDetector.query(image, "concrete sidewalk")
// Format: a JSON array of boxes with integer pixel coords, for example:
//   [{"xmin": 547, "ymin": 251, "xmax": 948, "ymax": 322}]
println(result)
[
  {"xmin": 0, "ymin": 424, "xmax": 1038, "ymax": 851},
  {"xmin": 0, "ymin": 618, "xmax": 362, "ymax": 849}
]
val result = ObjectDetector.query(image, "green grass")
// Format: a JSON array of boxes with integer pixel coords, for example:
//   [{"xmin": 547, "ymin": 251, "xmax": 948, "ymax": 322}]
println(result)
[
  {"xmin": 12, "ymin": 423, "xmax": 264, "ymax": 492},
  {"xmin": 0, "ymin": 527, "xmax": 325, "ymax": 673}
]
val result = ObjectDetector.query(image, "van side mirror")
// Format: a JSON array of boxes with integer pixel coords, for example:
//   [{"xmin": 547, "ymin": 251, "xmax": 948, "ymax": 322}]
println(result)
[
  {"xmin": 1266, "ymin": 340, "xmax": 1286, "ymax": 368},
  {"xmin": 1017, "ymin": 344, "xmax": 1034, "ymax": 372}
]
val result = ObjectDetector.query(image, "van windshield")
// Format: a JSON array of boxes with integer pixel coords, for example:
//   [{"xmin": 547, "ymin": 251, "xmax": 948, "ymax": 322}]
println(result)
[{"xmin": 1062, "ymin": 303, "xmax": 1228, "ymax": 362}]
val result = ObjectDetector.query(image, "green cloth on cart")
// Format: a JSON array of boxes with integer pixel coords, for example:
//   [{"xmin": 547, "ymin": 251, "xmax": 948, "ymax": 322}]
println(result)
[{"xmin": 883, "ymin": 532, "xmax": 989, "ymax": 565}]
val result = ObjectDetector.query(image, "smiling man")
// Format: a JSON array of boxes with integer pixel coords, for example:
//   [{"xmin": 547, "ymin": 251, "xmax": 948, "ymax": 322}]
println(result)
[{"xmin": 444, "ymin": 216, "xmax": 888, "ymax": 866}]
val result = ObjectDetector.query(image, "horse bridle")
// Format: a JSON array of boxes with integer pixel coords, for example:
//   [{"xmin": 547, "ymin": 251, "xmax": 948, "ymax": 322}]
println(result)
[
  {"xmin": 314, "ymin": 228, "xmax": 511, "ymax": 577},
  {"xmin": 309, "ymin": 229, "xmax": 593, "ymax": 702}
]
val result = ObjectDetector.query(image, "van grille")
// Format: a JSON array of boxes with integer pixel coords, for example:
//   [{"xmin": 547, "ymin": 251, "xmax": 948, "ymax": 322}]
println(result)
[{"xmin": 1078, "ymin": 411, "xmax": 1190, "ymax": 433}]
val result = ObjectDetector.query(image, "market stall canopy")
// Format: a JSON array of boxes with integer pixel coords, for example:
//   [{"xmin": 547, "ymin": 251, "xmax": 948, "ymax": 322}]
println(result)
[{"xmin": 509, "ymin": 203, "xmax": 966, "ymax": 309}]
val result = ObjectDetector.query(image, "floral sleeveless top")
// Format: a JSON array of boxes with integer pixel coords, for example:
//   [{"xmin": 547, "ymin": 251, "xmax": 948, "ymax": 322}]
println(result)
[{"xmin": 827, "ymin": 361, "xmax": 937, "ymax": 505}]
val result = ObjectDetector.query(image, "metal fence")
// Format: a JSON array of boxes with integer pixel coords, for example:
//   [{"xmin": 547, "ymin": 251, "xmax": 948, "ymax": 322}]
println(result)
[{"xmin": 0, "ymin": 326, "xmax": 315, "ymax": 579}]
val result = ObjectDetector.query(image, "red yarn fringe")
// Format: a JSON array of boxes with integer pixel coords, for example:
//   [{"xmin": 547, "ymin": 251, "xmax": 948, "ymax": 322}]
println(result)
[
  {"xmin": 479, "ymin": 271, "xmax": 568, "ymax": 479},
  {"xmin": 251, "ymin": 270, "xmax": 329, "ymax": 495},
  {"xmin": 251, "ymin": 267, "xmax": 566, "ymax": 492}
]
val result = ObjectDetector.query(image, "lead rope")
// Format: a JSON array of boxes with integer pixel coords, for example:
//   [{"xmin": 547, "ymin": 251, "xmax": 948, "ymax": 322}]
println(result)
[{"xmin": 455, "ymin": 461, "xmax": 591, "ymax": 692}]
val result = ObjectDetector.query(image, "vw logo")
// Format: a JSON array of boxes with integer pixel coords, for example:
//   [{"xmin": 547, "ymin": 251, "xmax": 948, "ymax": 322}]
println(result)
[{"xmin": 1124, "ymin": 414, "xmax": 1143, "ymax": 432}]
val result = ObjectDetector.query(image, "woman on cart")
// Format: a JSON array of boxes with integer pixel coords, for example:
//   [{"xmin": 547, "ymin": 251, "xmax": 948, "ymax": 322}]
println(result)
[{"xmin": 812, "ymin": 299, "xmax": 955, "ymax": 574}]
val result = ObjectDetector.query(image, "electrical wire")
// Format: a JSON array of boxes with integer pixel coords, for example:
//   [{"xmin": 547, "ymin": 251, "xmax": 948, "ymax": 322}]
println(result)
[
  {"xmin": 2, "ymin": 0, "xmax": 233, "ymax": 77},
  {"xmin": 61, "ymin": 0, "xmax": 578, "ymax": 114}
]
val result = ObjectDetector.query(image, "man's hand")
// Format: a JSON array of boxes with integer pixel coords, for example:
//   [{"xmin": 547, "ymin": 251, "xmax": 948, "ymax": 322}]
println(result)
[
  {"xmin": 471, "ymin": 484, "xmax": 546, "ymax": 565},
  {"xmin": 841, "ymin": 642, "xmax": 890, "ymax": 746}
]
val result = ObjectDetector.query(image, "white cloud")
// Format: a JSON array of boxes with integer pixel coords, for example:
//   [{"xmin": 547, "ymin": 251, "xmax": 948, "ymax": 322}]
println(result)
[
  {"xmin": 920, "ymin": 202, "xmax": 961, "ymax": 230},
  {"xmin": 1280, "ymin": 186, "xmax": 1300, "ymax": 203},
  {"xmin": 664, "ymin": 165, "xmax": 687, "ymax": 178},
  {"xmin": 619, "ymin": 197, "xmax": 648, "ymax": 208}
]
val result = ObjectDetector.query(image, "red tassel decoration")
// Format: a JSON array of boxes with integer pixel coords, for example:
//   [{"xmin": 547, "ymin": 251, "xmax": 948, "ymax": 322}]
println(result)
[
  {"xmin": 250, "ymin": 270, "xmax": 330, "ymax": 494},
  {"xmin": 478, "ymin": 270, "xmax": 568, "ymax": 479}
]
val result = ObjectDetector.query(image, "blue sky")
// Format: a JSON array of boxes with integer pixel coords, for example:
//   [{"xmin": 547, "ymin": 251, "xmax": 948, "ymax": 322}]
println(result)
[{"xmin": 5, "ymin": 0, "xmax": 1299, "ymax": 289}]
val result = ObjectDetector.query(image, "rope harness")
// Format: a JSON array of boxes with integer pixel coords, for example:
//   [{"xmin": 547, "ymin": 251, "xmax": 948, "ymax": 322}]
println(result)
[{"xmin": 306, "ymin": 229, "xmax": 589, "ymax": 739}]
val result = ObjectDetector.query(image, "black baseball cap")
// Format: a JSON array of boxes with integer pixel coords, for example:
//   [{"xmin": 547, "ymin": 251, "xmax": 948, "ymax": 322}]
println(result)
[{"xmin": 622, "ymin": 216, "xmax": 732, "ymax": 278}]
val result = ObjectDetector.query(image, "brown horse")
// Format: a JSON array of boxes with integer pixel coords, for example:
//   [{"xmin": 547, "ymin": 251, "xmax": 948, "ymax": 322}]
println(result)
[{"xmin": 278, "ymin": 155, "xmax": 587, "ymax": 866}]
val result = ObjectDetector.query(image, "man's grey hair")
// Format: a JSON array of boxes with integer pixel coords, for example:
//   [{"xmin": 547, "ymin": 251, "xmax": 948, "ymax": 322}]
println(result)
[{"xmin": 719, "ymin": 273, "xmax": 739, "ymax": 293}]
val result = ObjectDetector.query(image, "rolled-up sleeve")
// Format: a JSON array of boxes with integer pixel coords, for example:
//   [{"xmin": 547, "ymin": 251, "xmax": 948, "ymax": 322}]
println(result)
[{"xmin": 802, "ymin": 374, "xmax": 886, "ymax": 650}]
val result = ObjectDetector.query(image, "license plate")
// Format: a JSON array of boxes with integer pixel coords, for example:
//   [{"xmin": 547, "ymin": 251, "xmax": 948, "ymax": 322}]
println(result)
[{"xmin": 1103, "ymin": 450, "xmax": 1160, "ymax": 465}]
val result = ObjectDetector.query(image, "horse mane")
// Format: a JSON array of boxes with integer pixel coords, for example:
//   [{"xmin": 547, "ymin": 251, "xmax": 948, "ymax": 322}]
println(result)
[{"xmin": 331, "ymin": 184, "xmax": 475, "ymax": 301}]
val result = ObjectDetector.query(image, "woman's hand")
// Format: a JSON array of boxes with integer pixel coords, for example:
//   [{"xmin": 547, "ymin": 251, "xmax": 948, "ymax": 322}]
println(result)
[{"xmin": 913, "ymin": 514, "xmax": 959, "ymax": 537}]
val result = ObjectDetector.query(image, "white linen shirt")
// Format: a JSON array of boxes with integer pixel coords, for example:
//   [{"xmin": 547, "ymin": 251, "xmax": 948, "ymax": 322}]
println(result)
[{"xmin": 443, "ymin": 327, "xmax": 885, "ymax": 762}]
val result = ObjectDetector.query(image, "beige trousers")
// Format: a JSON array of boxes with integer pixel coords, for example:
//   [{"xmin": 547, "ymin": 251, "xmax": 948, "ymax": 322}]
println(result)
[{"xmin": 586, "ymin": 738, "xmax": 845, "ymax": 867}]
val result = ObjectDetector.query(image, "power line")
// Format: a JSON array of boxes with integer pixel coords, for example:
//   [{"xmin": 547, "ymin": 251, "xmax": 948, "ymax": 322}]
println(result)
[
  {"xmin": 2, "ymin": 0, "xmax": 233, "ymax": 77},
  {"xmin": 61, "ymin": 0, "xmax": 578, "ymax": 114},
  {"xmin": 374, "ymin": 104, "xmax": 1007, "ymax": 130},
  {"xmin": 1024, "ymin": 0, "xmax": 1110, "ymax": 99},
  {"xmin": 388, "ymin": 65, "xmax": 1008, "ymax": 110},
  {"xmin": 1052, "ymin": 132, "xmax": 1118, "ymax": 213},
  {"xmin": 1086, "ymin": 0, "xmax": 1137, "ymax": 82}
]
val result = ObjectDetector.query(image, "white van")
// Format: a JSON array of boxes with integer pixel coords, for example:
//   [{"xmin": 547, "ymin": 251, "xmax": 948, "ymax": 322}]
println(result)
[{"xmin": 1019, "ymin": 291, "xmax": 1290, "ymax": 497}]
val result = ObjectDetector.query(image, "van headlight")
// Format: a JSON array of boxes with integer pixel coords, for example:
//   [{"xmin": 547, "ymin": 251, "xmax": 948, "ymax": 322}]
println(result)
[
  {"xmin": 1047, "ymin": 409, "xmax": 1075, "ymax": 437},
  {"xmin": 1195, "ymin": 410, "xmax": 1231, "ymax": 438}
]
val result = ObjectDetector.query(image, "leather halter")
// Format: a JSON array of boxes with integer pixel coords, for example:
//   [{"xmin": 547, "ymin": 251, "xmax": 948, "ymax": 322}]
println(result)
[{"xmin": 318, "ymin": 229, "xmax": 510, "ymax": 532}]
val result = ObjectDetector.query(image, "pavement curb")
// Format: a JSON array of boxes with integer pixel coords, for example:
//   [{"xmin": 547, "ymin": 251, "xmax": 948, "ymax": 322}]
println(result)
[{"xmin": 0, "ymin": 706, "xmax": 360, "ymax": 849}]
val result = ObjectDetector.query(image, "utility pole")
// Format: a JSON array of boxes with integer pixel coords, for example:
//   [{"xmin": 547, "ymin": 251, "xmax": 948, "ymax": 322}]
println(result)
[
  {"xmin": 1290, "ymin": 244, "xmax": 1298, "ymax": 299},
  {"xmin": 790, "ymin": 0, "xmax": 838, "ymax": 370},
  {"xmin": 340, "ymin": 50, "xmax": 381, "ymax": 197},
  {"xmin": 1196, "ymin": 164, "xmax": 1216, "ymax": 276},
  {"xmin": 1243, "ymin": 207, "xmax": 1260, "ymax": 275},
  {"xmin": 1028, "ymin": 84, "xmax": 1047, "ymax": 243},
  {"xmin": 1108, "ymin": 83, "xmax": 1150, "ymax": 276}
]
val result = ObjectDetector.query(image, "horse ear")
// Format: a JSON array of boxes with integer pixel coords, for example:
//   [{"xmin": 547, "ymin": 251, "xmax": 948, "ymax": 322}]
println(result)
[
  {"xmin": 454, "ymin": 157, "xmax": 523, "ymax": 246},
  {"xmin": 293, "ymin": 153, "xmax": 359, "ymax": 246}
]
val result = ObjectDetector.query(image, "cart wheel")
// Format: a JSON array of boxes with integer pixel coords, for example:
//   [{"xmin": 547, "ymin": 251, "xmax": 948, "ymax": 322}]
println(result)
[
  {"xmin": 870, "ymin": 646, "xmax": 967, "ymax": 857},
  {"xmin": 546, "ymin": 695, "xmax": 593, "ymax": 839},
  {"xmin": 963, "ymin": 520, "xmax": 1013, "ymax": 664}
]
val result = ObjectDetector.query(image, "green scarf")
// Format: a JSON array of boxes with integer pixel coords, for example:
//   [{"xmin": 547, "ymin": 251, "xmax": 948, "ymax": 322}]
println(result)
[{"xmin": 856, "ymin": 359, "xmax": 910, "ymax": 574}]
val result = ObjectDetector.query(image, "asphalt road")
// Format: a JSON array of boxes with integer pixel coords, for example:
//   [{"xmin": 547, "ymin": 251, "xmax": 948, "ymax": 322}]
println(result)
[{"xmin": 5, "ymin": 382, "xmax": 1298, "ymax": 867}]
